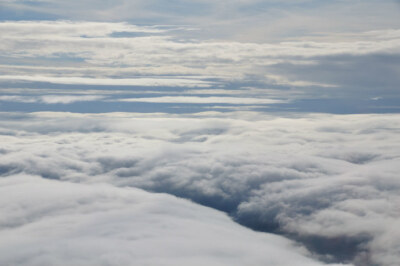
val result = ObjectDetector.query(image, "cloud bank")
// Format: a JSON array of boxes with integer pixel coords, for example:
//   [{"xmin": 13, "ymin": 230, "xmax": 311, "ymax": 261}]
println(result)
[
  {"xmin": 1, "ymin": 111, "xmax": 399, "ymax": 265},
  {"xmin": 1, "ymin": 175, "xmax": 341, "ymax": 266}
]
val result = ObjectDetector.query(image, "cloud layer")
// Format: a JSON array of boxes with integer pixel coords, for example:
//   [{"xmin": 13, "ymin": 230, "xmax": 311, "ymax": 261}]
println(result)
[
  {"xmin": 1, "ymin": 21, "xmax": 399, "ymax": 113},
  {"xmin": 1, "ymin": 111, "xmax": 399, "ymax": 265},
  {"xmin": 2, "ymin": 0, "xmax": 400, "ymax": 42},
  {"xmin": 1, "ymin": 175, "xmax": 341, "ymax": 266}
]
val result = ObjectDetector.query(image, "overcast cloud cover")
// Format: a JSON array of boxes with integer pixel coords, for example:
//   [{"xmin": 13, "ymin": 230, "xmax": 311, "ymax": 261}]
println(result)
[{"xmin": 0, "ymin": 1, "xmax": 400, "ymax": 266}]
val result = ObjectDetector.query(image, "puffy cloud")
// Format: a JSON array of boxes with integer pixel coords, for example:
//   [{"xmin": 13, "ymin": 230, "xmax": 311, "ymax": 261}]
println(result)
[
  {"xmin": 0, "ymin": 175, "xmax": 339, "ymax": 266},
  {"xmin": 0, "ymin": 111, "xmax": 399, "ymax": 265}
]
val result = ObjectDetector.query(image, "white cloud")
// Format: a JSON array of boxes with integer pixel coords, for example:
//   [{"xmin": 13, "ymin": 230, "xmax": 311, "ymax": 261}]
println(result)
[
  {"xmin": 0, "ymin": 95, "xmax": 106, "ymax": 104},
  {"xmin": 0, "ymin": 175, "xmax": 342, "ymax": 266},
  {"xmin": 40, "ymin": 95, "xmax": 106, "ymax": 104},
  {"xmin": 0, "ymin": 20, "xmax": 163, "ymax": 38},
  {"xmin": 2, "ymin": 0, "xmax": 399, "ymax": 42},
  {"xmin": 0, "ymin": 95, "xmax": 37, "ymax": 103},
  {"xmin": 0, "ymin": 2, "xmax": 398, "ymax": 266},
  {"xmin": 119, "ymin": 96, "xmax": 285, "ymax": 104},
  {"xmin": 0, "ymin": 111, "xmax": 399, "ymax": 265},
  {"xmin": 0, "ymin": 20, "xmax": 399, "ymax": 100},
  {"xmin": 0, "ymin": 20, "xmax": 398, "ymax": 111},
  {"xmin": 0, "ymin": 75, "xmax": 212, "ymax": 87}
]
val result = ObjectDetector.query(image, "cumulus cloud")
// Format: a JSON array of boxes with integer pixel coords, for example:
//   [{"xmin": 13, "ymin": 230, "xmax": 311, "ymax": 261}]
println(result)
[{"xmin": 0, "ymin": 111, "xmax": 399, "ymax": 265}]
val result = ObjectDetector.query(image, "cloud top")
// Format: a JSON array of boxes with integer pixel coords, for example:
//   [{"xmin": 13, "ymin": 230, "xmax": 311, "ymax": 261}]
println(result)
[
  {"xmin": 0, "ymin": 175, "xmax": 343, "ymax": 266},
  {"xmin": 0, "ymin": 111, "xmax": 399, "ymax": 265}
]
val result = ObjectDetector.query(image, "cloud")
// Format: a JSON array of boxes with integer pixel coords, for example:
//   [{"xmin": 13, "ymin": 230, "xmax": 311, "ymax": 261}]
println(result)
[
  {"xmin": 0, "ymin": 20, "xmax": 163, "ymax": 38},
  {"xmin": 0, "ymin": 95, "xmax": 37, "ymax": 103},
  {"xmin": 0, "ymin": 10, "xmax": 399, "ymax": 266},
  {"xmin": 1, "ymin": 20, "xmax": 399, "ymax": 112},
  {"xmin": 2, "ymin": 0, "xmax": 399, "ymax": 42},
  {"xmin": 0, "ymin": 2, "xmax": 398, "ymax": 265},
  {"xmin": 0, "ymin": 175, "xmax": 345, "ymax": 266},
  {"xmin": 0, "ymin": 111, "xmax": 399, "ymax": 265},
  {"xmin": 265, "ymin": 54, "xmax": 400, "ymax": 98},
  {"xmin": 0, "ymin": 95, "xmax": 106, "ymax": 104},
  {"xmin": 119, "ymin": 96, "xmax": 285, "ymax": 104},
  {"xmin": 40, "ymin": 95, "xmax": 106, "ymax": 104},
  {"xmin": 0, "ymin": 75, "xmax": 213, "ymax": 87}
]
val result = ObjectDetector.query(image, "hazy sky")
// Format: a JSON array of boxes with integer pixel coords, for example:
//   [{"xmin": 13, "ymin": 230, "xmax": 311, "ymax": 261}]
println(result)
[{"xmin": 0, "ymin": 1, "xmax": 399, "ymax": 266}]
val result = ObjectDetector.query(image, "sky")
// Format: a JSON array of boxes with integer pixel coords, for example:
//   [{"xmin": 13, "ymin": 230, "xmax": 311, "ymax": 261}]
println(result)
[{"xmin": 0, "ymin": 1, "xmax": 400, "ymax": 266}]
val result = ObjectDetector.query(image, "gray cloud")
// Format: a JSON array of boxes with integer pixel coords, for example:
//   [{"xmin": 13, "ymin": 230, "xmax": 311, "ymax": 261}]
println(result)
[{"xmin": 266, "ymin": 54, "xmax": 400, "ymax": 98}]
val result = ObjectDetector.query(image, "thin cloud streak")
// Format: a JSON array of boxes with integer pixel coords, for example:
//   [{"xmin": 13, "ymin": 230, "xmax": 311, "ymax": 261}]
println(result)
[
  {"xmin": 0, "ymin": 75, "xmax": 213, "ymax": 87},
  {"xmin": 119, "ymin": 96, "xmax": 285, "ymax": 104},
  {"xmin": 0, "ymin": 95, "xmax": 106, "ymax": 104}
]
